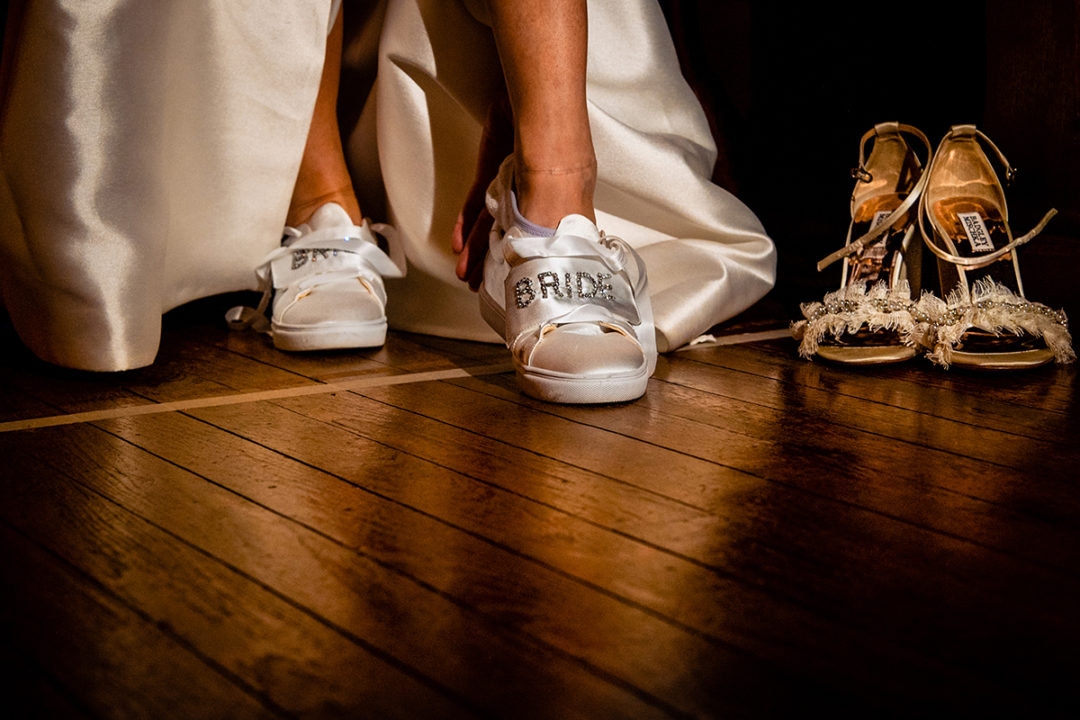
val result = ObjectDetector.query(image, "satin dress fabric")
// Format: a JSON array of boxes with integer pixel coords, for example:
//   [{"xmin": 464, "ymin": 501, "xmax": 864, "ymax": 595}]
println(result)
[{"xmin": 0, "ymin": 0, "xmax": 775, "ymax": 371}]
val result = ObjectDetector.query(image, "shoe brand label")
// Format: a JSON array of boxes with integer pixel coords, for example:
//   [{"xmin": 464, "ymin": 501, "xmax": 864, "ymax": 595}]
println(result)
[
  {"xmin": 958, "ymin": 212, "xmax": 994, "ymax": 253},
  {"xmin": 871, "ymin": 210, "xmax": 893, "ymax": 230}
]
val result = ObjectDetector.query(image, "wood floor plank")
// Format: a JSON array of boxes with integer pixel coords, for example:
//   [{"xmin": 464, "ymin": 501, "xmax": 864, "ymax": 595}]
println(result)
[
  {"xmin": 366, "ymin": 377, "xmax": 745, "ymax": 496},
  {"xmin": 193, "ymin": 322, "xmax": 505, "ymax": 384},
  {"xmin": 358, "ymin": 332, "xmax": 509, "ymax": 373},
  {"xmin": 164, "ymin": 401, "xmax": 844, "ymax": 716},
  {"xmin": 4, "ymin": 304, "xmax": 1078, "ymax": 717},
  {"xmin": 0, "ymin": 317, "xmax": 131, "ymax": 416},
  {"xmin": 351, "ymin": 377, "xmax": 1080, "ymax": 707},
  {"xmin": 397, "ymin": 332, "xmax": 515, "ymax": 365},
  {"xmin": 0, "ymin": 666, "xmax": 89, "ymax": 720},
  {"xmin": 2, "ymin": 327, "xmax": 506, "ymax": 422},
  {"xmin": 1, "ymin": 424, "xmax": 690, "ymax": 719},
  {"xmin": 382, "ymin": 373, "xmax": 1080, "ymax": 581},
  {"xmin": 165, "ymin": 315, "xmax": 389, "ymax": 380},
  {"xmin": 191, "ymin": 385, "xmax": 1078, "ymax": 711},
  {"xmin": 101, "ymin": 405, "xmax": 939, "ymax": 709},
  {"xmin": 445, "ymin": 369, "xmax": 1080, "ymax": 575},
  {"xmin": 649, "ymin": 357, "xmax": 1080, "ymax": 562},
  {"xmin": 0, "ymin": 430, "xmax": 475, "ymax": 719},
  {"xmin": 391, "ymin": 371, "xmax": 1058, "ymax": 513},
  {"xmin": 657, "ymin": 353, "xmax": 1077, "ymax": 473},
  {"xmin": 0, "ymin": 383, "xmax": 60, "ymax": 423},
  {"xmin": 702, "ymin": 339, "xmax": 1079, "ymax": 420},
  {"xmin": 0, "ymin": 650, "xmax": 90, "ymax": 720},
  {"xmin": 158, "ymin": 298, "xmax": 506, "ymax": 383},
  {"xmin": 346, "ymin": 376, "xmax": 1076, "ymax": 582},
  {"xmin": 1, "ymin": 343, "xmax": 314, "ymax": 416},
  {"xmin": 112, "ymin": 341, "xmax": 315, "ymax": 404},
  {"xmin": 0, "ymin": 521, "xmax": 277, "ymax": 719},
  {"xmin": 2, "ymin": 366, "xmax": 154, "ymax": 415}
]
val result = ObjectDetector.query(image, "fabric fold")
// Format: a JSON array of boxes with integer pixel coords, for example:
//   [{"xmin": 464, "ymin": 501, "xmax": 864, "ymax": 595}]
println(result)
[{"xmin": 1, "ymin": 0, "xmax": 775, "ymax": 370}]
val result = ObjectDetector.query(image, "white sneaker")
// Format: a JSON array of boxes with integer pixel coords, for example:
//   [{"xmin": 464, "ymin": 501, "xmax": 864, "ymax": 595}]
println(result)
[
  {"xmin": 479, "ymin": 158, "xmax": 657, "ymax": 403},
  {"xmin": 227, "ymin": 203, "xmax": 405, "ymax": 351}
]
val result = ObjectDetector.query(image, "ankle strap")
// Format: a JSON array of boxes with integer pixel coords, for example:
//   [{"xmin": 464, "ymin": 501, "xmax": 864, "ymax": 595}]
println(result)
[
  {"xmin": 817, "ymin": 122, "xmax": 932, "ymax": 271},
  {"xmin": 946, "ymin": 124, "xmax": 1016, "ymax": 184},
  {"xmin": 918, "ymin": 125, "xmax": 1055, "ymax": 270},
  {"xmin": 922, "ymin": 207, "xmax": 1057, "ymax": 270}
]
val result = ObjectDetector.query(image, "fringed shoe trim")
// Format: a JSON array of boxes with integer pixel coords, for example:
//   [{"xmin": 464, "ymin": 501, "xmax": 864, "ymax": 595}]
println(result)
[
  {"xmin": 791, "ymin": 281, "xmax": 920, "ymax": 358},
  {"xmin": 912, "ymin": 278, "xmax": 1075, "ymax": 368}
]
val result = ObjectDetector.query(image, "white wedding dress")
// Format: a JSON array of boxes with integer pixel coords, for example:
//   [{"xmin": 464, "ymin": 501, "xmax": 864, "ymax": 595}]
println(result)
[{"xmin": 0, "ymin": 0, "xmax": 775, "ymax": 371}]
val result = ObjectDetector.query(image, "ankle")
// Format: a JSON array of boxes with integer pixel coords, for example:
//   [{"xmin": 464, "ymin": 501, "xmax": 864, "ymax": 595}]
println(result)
[
  {"xmin": 287, "ymin": 188, "xmax": 361, "ymax": 227},
  {"xmin": 514, "ymin": 158, "xmax": 597, "ymax": 228}
]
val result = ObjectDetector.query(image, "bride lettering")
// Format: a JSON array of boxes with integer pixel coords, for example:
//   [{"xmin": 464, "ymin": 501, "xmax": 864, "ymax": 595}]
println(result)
[{"xmin": 515, "ymin": 271, "xmax": 615, "ymax": 308}]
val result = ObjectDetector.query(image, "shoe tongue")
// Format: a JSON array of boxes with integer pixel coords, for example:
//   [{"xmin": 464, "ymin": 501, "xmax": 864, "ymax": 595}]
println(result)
[
  {"xmin": 554, "ymin": 214, "xmax": 601, "ymax": 242},
  {"xmin": 305, "ymin": 202, "xmax": 355, "ymax": 231}
]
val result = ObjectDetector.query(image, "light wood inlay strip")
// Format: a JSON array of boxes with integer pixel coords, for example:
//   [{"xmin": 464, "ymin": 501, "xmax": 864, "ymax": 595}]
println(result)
[
  {"xmin": 0, "ymin": 363, "xmax": 514, "ymax": 433},
  {"xmin": 674, "ymin": 328, "xmax": 791, "ymax": 350}
]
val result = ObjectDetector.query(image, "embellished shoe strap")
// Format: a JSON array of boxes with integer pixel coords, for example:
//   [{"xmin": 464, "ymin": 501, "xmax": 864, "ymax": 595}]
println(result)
[
  {"xmin": 913, "ymin": 278, "xmax": 1075, "ymax": 367},
  {"xmin": 502, "ymin": 232, "xmax": 649, "ymax": 354},
  {"xmin": 503, "ymin": 231, "xmax": 648, "ymax": 299},
  {"xmin": 817, "ymin": 122, "xmax": 932, "ymax": 271},
  {"xmin": 791, "ymin": 280, "xmax": 920, "ymax": 359},
  {"xmin": 269, "ymin": 223, "xmax": 405, "ymax": 288},
  {"xmin": 225, "ymin": 219, "xmax": 405, "ymax": 332}
]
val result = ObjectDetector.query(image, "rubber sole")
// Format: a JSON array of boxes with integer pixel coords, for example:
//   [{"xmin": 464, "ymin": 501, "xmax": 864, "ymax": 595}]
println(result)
[
  {"xmin": 518, "ymin": 366, "xmax": 650, "ymax": 404},
  {"xmin": 271, "ymin": 320, "xmax": 387, "ymax": 351}
]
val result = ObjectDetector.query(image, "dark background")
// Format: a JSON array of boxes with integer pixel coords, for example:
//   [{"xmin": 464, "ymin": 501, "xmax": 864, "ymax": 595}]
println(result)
[{"xmin": 660, "ymin": 0, "xmax": 1080, "ymax": 326}]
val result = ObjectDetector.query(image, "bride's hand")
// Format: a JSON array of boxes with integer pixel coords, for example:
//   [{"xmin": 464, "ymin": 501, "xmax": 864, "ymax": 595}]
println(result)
[{"xmin": 452, "ymin": 94, "xmax": 514, "ymax": 291}]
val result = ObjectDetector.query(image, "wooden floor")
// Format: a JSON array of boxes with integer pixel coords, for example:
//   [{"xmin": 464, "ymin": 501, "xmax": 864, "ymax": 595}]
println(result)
[{"xmin": 1, "ymin": 296, "xmax": 1078, "ymax": 718}]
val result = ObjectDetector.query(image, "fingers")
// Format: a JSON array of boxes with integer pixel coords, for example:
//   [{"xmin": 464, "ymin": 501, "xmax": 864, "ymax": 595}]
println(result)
[
  {"xmin": 455, "ymin": 207, "xmax": 493, "ymax": 291},
  {"xmin": 452, "ymin": 210, "xmax": 467, "ymax": 254},
  {"xmin": 453, "ymin": 178, "xmax": 488, "ymax": 255},
  {"xmin": 453, "ymin": 93, "xmax": 513, "ymax": 289}
]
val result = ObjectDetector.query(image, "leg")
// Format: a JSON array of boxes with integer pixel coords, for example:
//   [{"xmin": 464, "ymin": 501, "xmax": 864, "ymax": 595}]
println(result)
[
  {"xmin": 487, "ymin": 0, "xmax": 596, "ymax": 227},
  {"xmin": 453, "ymin": 0, "xmax": 596, "ymax": 288},
  {"xmin": 286, "ymin": 8, "xmax": 361, "ymax": 227},
  {"xmin": 230, "ymin": 6, "xmax": 403, "ymax": 352},
  {"xmin": 463, "ymin": 0, "xmax": 657, "ymax": 404}
]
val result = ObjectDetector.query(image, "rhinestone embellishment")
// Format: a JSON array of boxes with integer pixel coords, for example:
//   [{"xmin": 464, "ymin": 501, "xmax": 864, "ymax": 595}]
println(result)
[
  {"xmin": 515, "ymin": 271, "xmax": 614, "ymax": 308},
  {"xmin": 807, "ymin": 296, "xmax": 1068, "ymax": 328},
  {"xmin": 291, "ymin": 248, "xmax": 337, "ymax": 271}
]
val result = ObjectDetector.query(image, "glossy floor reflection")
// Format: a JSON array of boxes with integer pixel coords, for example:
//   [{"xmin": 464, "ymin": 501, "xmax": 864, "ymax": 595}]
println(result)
[{"xmin": 1, "ymin": 301, "xmax": 1078, "ymax": 717}]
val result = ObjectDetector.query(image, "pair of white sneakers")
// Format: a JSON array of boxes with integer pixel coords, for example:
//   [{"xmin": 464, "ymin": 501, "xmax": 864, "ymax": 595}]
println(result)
[{"xmin": 231, "ymin": 165, "xmax": 657, "ymax": 403}]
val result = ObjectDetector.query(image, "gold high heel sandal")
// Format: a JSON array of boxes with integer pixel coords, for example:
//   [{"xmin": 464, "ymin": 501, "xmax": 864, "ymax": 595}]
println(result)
[
  {"xmin": 914, "ymin": 124, "xmax": 1074, "ymax": 369},
  {"xmin": 794, "ymin": 122, "xmax": 932, "ymax": 364}
]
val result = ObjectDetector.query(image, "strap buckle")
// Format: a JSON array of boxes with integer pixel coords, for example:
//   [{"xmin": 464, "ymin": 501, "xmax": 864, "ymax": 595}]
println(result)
[{"xmin": 850, "ymin": 166, "xmax": 873, "ymax": 183}]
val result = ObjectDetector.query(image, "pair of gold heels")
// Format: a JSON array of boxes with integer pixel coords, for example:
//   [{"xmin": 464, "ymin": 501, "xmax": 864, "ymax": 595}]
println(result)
[{"xmin": 793, "ymin": 122, "xmax": 1074, "ymax": 370}]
